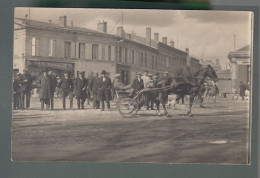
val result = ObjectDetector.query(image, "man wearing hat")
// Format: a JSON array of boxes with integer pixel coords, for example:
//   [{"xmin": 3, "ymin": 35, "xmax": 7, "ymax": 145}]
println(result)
[
  {"xmin": 37, "ymin": 71, "xmax": 51, "ymax": 110},
  {"xmin": 74, "ymin": 72, "xmax": 88, "ymax": 109},
  {"xmin": 18, "ymin": 69, "xmax": 33, "ymax": 109},
  {"xmin": 48, "ymin": 70, "xmax": 57, "ymax": 110},
  {"xmin": 89, "ymin": 71, "xmax": 100, "ymax": 109},
  {"xmin": 98, "ymin": 70, "xmax": 112, "ymax": 111},
  {"xmin": 58, "ymin": 71, "xmax": 74, "ymax": 110},
  {"xmin": 141, "ymin": 71, "xmax": 149, "ymax": 88},
  {"xmin": 13, "ymin": 73, "xmax": 21, "ymax": 110},
  {"xmin": 131, "ymin": 72, "xmax": 144, "ymax": 96}
]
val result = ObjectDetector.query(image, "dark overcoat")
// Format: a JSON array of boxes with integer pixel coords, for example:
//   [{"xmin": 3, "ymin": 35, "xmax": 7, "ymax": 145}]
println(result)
[
  {"xmin": 239, "ymin": 84, "xmax": 246, "ymax": 97},
  {"xmin": 19, "ymin": 73, "xmax": 33, "ymax": 93},
  {"xmin": 37, "ymin": 75, "xmax": 51, "ymax": 99},
  {"xmin": 74, "ymin": 77, "xmax": 88, "ymax": 99},
  {"xmin": 131, "ymin": 78, "xmax": 144, "ymax": 95},
  {"xmin": 49, "ymin": 75, "xmax": 57, "ymax": 96},
  {"xmin": 58, "ymin": 77, "xmax": 73, "ymax": 93},
  {"xmin": 90, "ymin": 77, "xmax": 100, "ymax": 94},
  {"xmin": 97, "ymin": 77, "xmax": 112, "ymax": 101}
]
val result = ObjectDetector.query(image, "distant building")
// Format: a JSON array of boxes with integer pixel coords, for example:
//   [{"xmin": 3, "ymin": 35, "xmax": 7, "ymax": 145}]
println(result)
[
  {"xmin": 228, "ymin": 45, "xmax": 251, "ymax": 92},
  {"xmin": 13, "ymin": 16, "xmax": 201, "ymax": 84},
  {"xmin": 216, "ymin": 70, "xmax": 232, "ymax": 94}
]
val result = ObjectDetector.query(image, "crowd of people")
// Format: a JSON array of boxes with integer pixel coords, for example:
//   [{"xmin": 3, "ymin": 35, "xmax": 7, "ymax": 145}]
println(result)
[
  {"xmin": 13, "ymin": 69, "xmax": 172, "ymax": 111},
  {"xmin": 13, "ymin": 69, "xmax": 247, "ymax": 111}
]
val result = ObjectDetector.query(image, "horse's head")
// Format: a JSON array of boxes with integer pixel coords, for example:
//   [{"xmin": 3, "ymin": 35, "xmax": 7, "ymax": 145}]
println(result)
[{"xmin": 205, "ymin": 65, "xmax": 218, "ymax": 83}]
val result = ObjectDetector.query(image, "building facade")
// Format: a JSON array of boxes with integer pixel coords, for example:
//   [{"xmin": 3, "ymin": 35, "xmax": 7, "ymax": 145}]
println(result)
[
  {"xmin": 14, "ymin": 16, "xmax": 201, "ymax": 84},
  {"xmin": 228, "ymin": 45, "xmax": 251, "ymax": 92}
]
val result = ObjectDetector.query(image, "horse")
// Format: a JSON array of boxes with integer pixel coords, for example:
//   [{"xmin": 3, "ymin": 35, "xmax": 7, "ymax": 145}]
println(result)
[{"xmin": 153, "ymin": 65, "xmax": 218, "ymax": 117}]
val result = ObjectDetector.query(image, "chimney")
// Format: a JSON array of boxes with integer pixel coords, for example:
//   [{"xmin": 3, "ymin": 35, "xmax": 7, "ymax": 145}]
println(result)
[
  {"xmin": 170, "ymin": 40, "xmax": 175, "ymax": 48},
  {"xmin": 97, "ymin": 20, "xmax": 107, "ymax": 33},
  {"xmin": 59, "ymin": 16, "xmax": 67, "ymax": 27},
  {"xmin": 154, "ymin": 33, "xmax": 159, "ymax": 42},
  {"xmin": 117, "ymin": 27, "xmax": 125, "ymax": 38},
  {"xmin": 216, "ymin": 59, "xmax": 220, "ymax": 65},
  {"xmin": 185, "ymin": 48, "xmax": 189, "ymax": 54},
  {"xmin": 145, "ymin": 27, "xmax": 151, "ymax": 46},
  {"xmin": 162, "ymin": 37, "xmax": 167, "ymax": 44}
]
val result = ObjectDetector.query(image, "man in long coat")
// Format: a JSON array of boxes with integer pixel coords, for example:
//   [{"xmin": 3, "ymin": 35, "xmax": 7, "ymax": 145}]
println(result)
[
  {"xmin": 19, "ymin": 69, "xmax": 33, "ymax": 109},
  {"xmin": 37, "ymin": 71, "xmax": 51, "ymax": 110},
  {"xmin": 74, "ymin": 72, "xmax": 88, "ymax": 109},
  {"xmin": 48, "ymin": 70, "xmax": 57, "ymax": 110},
  {"xmin": 98, "ymin": 70, "xmax": 112, "ymax": 111},
  {"xmin": 89, "ymin": 72, "xmax": 100, "ymax": 109},
  {"xmin": 58, "ymin": 71, "xmax": 74, "ymax": 110},
  {"xmin": 131, "ymin": 72, "xmax": 144, "ymax": 96},
  {"xmin": 13, "ymin": 73, "xmax": 21, "ymax": 110}
]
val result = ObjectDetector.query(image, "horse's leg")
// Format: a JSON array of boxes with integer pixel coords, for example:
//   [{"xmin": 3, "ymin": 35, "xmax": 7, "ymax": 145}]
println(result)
[
  {"xmin": 188, "ymin": 93, "xmax": 196, "ymax": 117},
  {"xmin": 162, "ymin": 97, "xmax": 169, "ymax": 117},
  {"xmin": 155, "ymin": 100, "xmax": 161, "ymax": 116}
]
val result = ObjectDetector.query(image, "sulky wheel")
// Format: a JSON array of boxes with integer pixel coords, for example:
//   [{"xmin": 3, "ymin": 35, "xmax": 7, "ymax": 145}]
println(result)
[{"xmin": 118, "ymin": 98, "xmax": 137, "ymax": 117}]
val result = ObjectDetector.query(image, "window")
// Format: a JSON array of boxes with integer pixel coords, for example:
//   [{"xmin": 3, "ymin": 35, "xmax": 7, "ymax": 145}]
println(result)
[
  {"xmin": 49, "ymin": 39, "xmax": 56, "ymax": 57},
  {"xmin": 32, "ymin": 37, "xmax": 40, "ymax": 56},
  {"xmin": 102, "ymin": 45, "xmax": 105, "ymax": 60},
  {"xmin": 108, "ymin": 46, "xmax": 111, "ymax": 61},
  {"xmin": 119, "ymin": 47, "xmax": 122, "ymax": 62},
  {"xmin": 151, "ymin": 56, "xmax": 154, "ymax": 69},
  {"xmin": 155, "ymin": 57, "xmax": 157, "ymax": 69},
  {"xmin": 64, "ymin": 41, "xmax": 71, "ymax": 58},
  {"xmin": 131, "ymin": 50, "xmax": 135, "ymax": 64},
  {"xmin": 79, "ymin": 43, "xmax": 85, "ymax": 59},
  {"xmin": 124, "ymin": 48, "xmax": 128, "ymax": 63},
  {"xmin": 144, "ymin": 54, "xmax": 147, "ymax": 67},
  {"xmin": 92, "ymin": 44, "xmax": 98, "ymax": 60},
  {"xmin": 140, "ymin": 53, "xmax": 143, "ymax": 66}
]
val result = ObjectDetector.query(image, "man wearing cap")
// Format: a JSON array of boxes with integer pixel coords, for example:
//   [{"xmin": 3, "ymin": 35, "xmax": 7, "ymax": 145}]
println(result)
[
  {"xmin": 18, "ymin": 69, "xmax": 33, "ymax": 109},
  {"xmin": 98, "ymin": 70, "xmax": 112, "ymax": 111},
  {"xmin": 37, "ymin": 71, "xmax": 51, "ymax": 110},
  {"xmin": 58, "ymin": 71, "xmax": 74, "ymax": 110},
  {"xmin": 74, "ymin": 72, "xmax": 88, "ymax": 109},
  {"xmin": 48, "ymin": 70, "xmax": 57, "ymax": 110},
  {"xmin": 89, "ymin": 71, "xmax": 100, "ymax": 109},
  {"xmin": 131, "ymin": 72, "xmax": 144, "ymax": 96}
]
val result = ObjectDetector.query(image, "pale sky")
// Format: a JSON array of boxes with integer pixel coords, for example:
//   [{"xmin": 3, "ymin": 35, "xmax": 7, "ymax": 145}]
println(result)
[{"xmin": 15, "ymin": 8, "xmax": 253, "ymax": 69}]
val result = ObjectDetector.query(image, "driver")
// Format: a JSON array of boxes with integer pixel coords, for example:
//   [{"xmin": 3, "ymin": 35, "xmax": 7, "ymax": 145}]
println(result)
[{"xmin": 113, "ymin": 74, "xmax": 133, "ymax": 95}]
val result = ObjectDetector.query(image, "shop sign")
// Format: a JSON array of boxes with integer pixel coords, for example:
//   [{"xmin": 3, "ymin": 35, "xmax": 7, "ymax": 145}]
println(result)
[{"xmin": 27, "ymin": 60, "xmax": 73, "ymax": 71}]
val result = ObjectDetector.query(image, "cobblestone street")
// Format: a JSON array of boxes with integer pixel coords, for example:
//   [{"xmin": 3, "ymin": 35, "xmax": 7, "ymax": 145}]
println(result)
[{"xmin": 12, "ymin": 96, "xmax": 250, "ymax": 164}]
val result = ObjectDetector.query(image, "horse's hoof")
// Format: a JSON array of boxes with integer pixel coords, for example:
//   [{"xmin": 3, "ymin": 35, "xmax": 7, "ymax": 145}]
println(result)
[
  {"xmin": 165, "ymin": 113, "xmax": 169, "ymax": 117},
  {"xmin": 188, "ymin": 113, "xmax": 193, "ymax": 117},
  {"xmin": 158, "ymin": 113, "xmax": 161, "ymax": 116}
]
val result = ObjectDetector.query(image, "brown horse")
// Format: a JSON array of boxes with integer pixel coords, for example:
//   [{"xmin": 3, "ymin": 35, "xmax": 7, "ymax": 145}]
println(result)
[{"xmin": 154, "ymin": 65, "xmax": 218, "ymax": 117}]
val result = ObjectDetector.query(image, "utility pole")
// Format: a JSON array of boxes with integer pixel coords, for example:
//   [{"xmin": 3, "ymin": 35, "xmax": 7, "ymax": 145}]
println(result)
[
  {"xmin": 122, "ymin": 11, "xmax": 123, "ymax": 27},
  {"xmin": 233, "ymin": 34, "xmax": 236, "ymax": 50},
  {"xmin": 29, "ymin": 8, "xmax": 30, "ymax": 25}
]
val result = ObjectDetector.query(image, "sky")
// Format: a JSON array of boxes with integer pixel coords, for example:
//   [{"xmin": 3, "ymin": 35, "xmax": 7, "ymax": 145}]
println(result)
[{"xmin": 15, "ymin": 8, "xmax": 253, "ymax": 69}]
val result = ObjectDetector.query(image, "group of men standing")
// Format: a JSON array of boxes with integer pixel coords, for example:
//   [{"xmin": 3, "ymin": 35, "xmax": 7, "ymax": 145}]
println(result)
[{"xmin": 13, "ymin": 69, "xmax": 172, "ymax": 111}]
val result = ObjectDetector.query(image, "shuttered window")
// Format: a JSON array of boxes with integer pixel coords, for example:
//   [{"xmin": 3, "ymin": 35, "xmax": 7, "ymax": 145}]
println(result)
[{"xmin": 32, "ymin": 37, "xmax": 40, "ymax": 56}]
